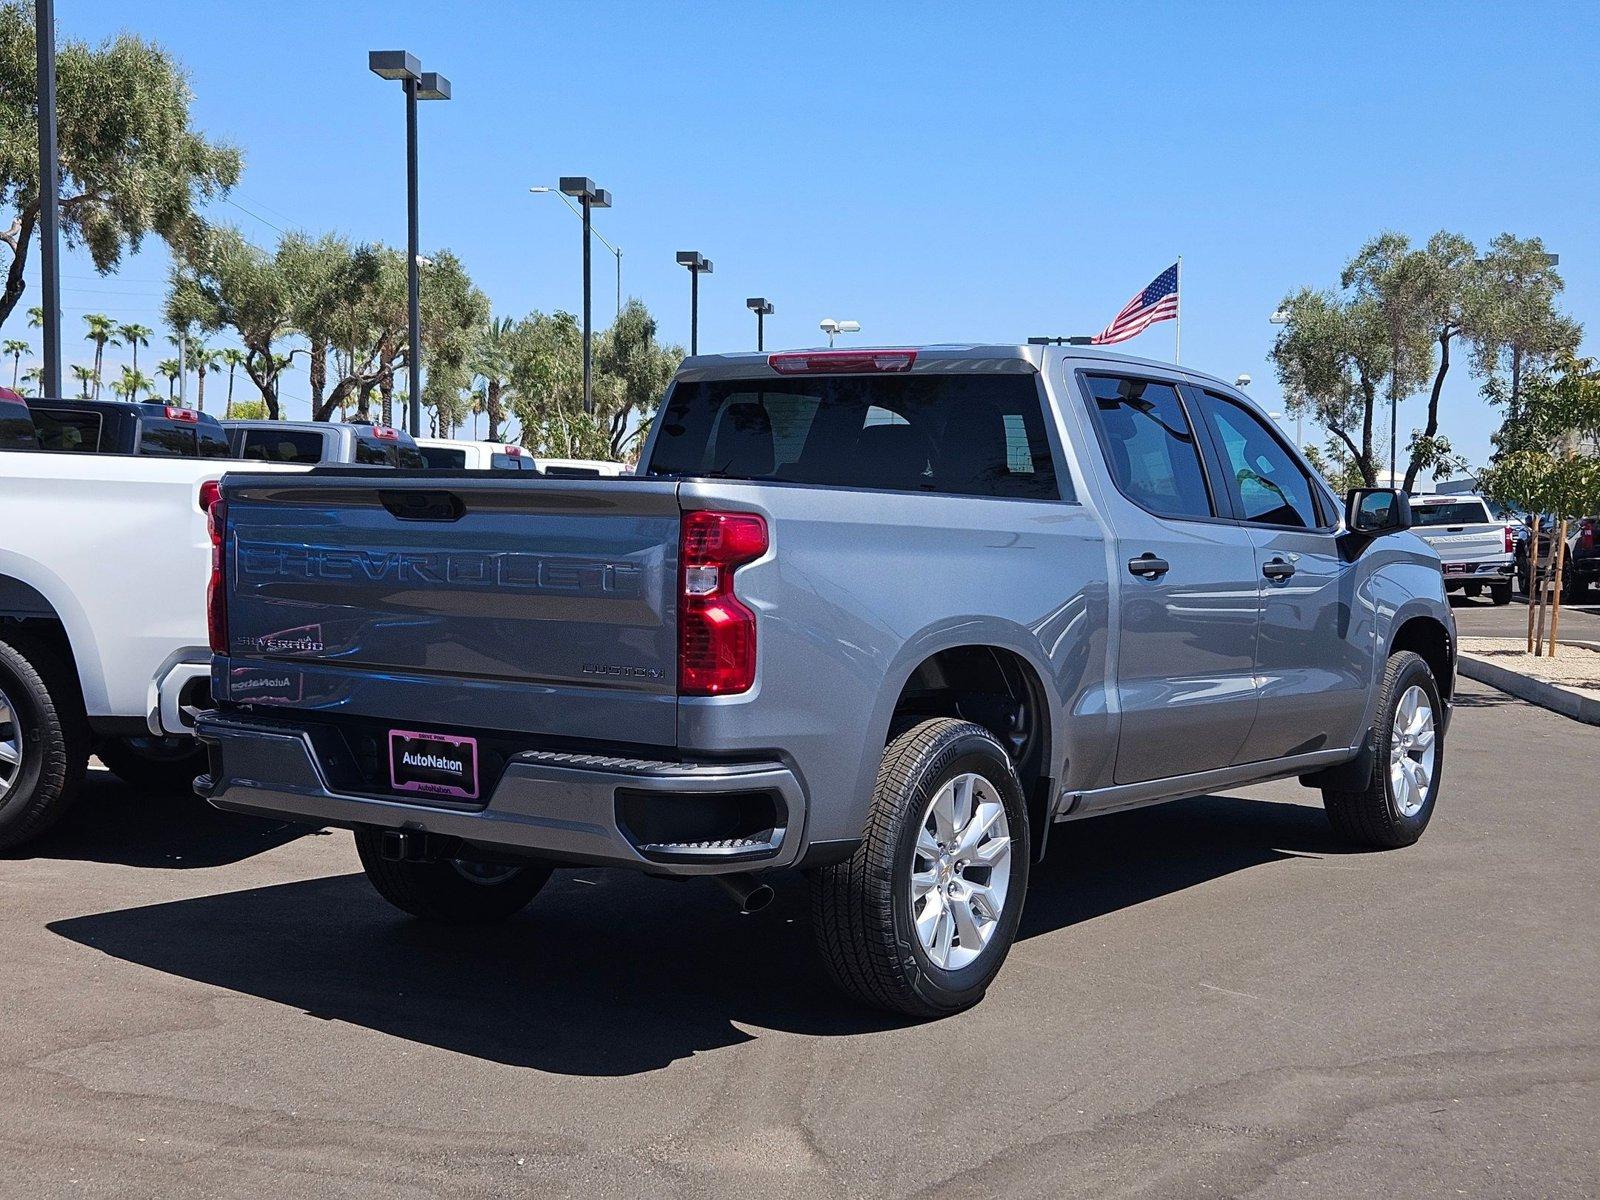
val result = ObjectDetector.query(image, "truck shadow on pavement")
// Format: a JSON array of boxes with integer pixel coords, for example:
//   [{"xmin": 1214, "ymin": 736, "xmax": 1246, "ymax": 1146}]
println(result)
[
  {"xmin": 15, "ymin": 766, "xmax": 315, "ymax": 869},
  {"xmin": 49, "ymin": 793, "xmax": 1355, "ymax": 1076}
]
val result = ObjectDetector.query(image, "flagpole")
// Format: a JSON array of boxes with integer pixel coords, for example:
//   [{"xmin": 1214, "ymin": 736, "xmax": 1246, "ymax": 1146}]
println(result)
[{"xmin": 1174, "ymin": 256, "xmax": 1182, "ymax": 365}]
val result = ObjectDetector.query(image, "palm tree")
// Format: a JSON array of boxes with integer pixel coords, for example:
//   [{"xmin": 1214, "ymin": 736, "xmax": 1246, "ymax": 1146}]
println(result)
[
  {"xmin": 3, "ymin": 339, "xmax": 29, "ymax": 389},
  {"xmin": 219, "ymin": 347, "xmax": 246, "ymax": 418},
  {"xmin": 83, "ymin": 313, "xmax": 119, "ymax": 398},
  {"xmin": 20, "ymin": 365, "xmax": 43, "ymax": 392},
  {"xmin": 26, "ymin": 306, "xmax": 42, "ymax": 330},
  {"xmin": 191, "ymin": 345, "xmax": 220, "ymax": 412},
  {"xmin": 118, "ymin": 323, "xmax": 153, "ymax": 373},
  {"xmin": 117, "ymin": 366, "xmax": 155, "ymax": 402},
  {"xmin": 156, "ymin": 358, "xmax": 181, "ymax": 400},
  {"xmin": 70, "ymin": 364, "xmax": 96, "ymax": 398},
  {"xmin": 472, "ymin": 316, "xmax": 517, "ymax": 442}
]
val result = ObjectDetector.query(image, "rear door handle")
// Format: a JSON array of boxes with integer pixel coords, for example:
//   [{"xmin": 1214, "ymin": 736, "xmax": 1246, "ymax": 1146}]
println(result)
[
  {"xmin": 1262, "ymin": 557, "xmax": 1296, "ymax": 581},
  {"xmin": 1128, "ymin": 553, "xmax": 1170, "ymax": 579}
]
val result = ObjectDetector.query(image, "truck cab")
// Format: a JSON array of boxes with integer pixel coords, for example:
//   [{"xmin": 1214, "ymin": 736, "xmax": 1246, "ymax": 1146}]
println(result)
[
  {"xmin": 223, "ymin": 419, "xmax": 426, "ymax": 467},
  {"xmin": 24, "ymin": 398, "xmax": 230, "ymax": 458}
]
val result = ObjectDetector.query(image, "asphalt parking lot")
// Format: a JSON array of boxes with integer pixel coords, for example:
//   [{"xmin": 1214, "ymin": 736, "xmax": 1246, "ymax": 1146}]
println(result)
[
  {"xmin": 1449, "ymin": 590, "xmax": 1600, "ymax": 640},
  {"xmin": 1, "ymin": 677, "xmax": 1595, "ymax": 1200}
]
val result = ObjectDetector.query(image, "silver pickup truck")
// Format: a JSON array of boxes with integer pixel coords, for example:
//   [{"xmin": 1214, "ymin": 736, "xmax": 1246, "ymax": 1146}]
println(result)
[{"xmin": 196, "ymin": 345, "xmax": 1456, "ymax": 1017}]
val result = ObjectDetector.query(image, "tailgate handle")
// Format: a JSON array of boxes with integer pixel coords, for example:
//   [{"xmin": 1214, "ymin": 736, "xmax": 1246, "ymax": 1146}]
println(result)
[{"xmin": 379, "ymin": 490, "xmax": 465, "ymax": 522}]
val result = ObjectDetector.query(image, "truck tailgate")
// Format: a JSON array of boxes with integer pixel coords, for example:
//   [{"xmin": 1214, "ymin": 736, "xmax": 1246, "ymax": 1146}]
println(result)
[
  {"xmin": 217, "ymin": 473, "xmax": 680, "ymax": 748},
  {"xmin": 1417, "ymin": 524, "xmax": 1505, "ymax": 565}
]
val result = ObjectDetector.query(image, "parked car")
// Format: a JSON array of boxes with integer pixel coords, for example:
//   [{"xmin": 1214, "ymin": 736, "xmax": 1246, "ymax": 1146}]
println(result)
[
  {"xmin": 222, "ymin": 419, "xmax": 426, "ymax": 467},
  {"xmin": 1408, "ymin": 494, "xmax": 1514, "ymax": 604},
  {"xmin": 1566, "ymin": 517, "xmax": 1599, "ymax": 599},
  {"xmin": 414, "ymin": 438, "xmax": 539, "ymax": 471},
  {"xmin": 196, "ymin": 344, "xmax": 1455, "ymax": 1017},
  {"xmin": 0, "ymin": 443, "xmax": 307, "ymax": 848},
  {"xmin": 25, "ymin": 397, "xmax": 230, "ymax": 458}
]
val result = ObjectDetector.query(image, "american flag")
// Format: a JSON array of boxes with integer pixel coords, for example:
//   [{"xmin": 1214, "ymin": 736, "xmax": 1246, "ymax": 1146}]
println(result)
[{"xmin": 1091, "ymin": 262, "xmax": 1180, "ymax": 346}]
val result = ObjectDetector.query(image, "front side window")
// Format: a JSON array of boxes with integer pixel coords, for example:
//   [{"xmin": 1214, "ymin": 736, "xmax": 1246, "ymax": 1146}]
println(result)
[
  {"xmin": 31, "ymin": 408, "xmax": 101, "ymax": 453},
  {"xmin": 649, "ymin": 373, "xmax": 1064, "ymax": 501},
  {"xmin": 243, "ymin": 429, "xmax": 326, "ymax": 463},
  {"xmin": 1084, "ymin": 375, "xmax": 1212, "ymax": 519},
  {"xmin": 1198, "ymin": 392, "xmax": 1321, "ymax": 529},
  {"xmin": 422, "ymin": 446, "xmax": 469, "ymax": 468}
]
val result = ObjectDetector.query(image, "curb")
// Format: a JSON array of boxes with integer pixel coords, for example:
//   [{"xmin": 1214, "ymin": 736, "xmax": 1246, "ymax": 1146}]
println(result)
[{"xmin": 1458, "ymin": 653, "xmax": 1600, "ymax": 727}]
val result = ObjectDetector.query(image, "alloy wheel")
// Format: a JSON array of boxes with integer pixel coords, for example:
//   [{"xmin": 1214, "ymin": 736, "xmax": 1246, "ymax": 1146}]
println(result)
[
  {"xmin": 1389, "ymin": 684, "xmax": 1437, "ymax": 818},
  {"xmin": 0, "ymin": 687, "xmax": 21, "ymax": 802},
  {"xmin": 909, "ymin": 772, "xmax": 1012, "ymax": 970}
]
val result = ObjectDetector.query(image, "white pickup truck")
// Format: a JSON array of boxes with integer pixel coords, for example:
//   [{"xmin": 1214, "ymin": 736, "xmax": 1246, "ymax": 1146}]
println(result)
[
  {"xmin": 0, "ymin": 448, "xmax": 300, "ymax": 847},
  {"xmin": 1409, "ymin": 494, "xmax": 1514, "ymax": 604}
]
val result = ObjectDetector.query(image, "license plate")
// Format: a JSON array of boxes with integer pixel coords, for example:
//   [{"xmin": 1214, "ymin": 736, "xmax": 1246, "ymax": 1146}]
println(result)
[
  {"xmin": 1444, "ymin": 563, "xmax": 1470, "ymax": 574},
  {"xmin": 389, "ymin": 729, "xmax": 479, "ymax": 800}
]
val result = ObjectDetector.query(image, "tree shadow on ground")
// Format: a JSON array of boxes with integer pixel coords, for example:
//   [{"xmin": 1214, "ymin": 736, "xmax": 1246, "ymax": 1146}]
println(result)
[
  {"xmin": 50, "ymin": 792, "xmax": 1354, "ymax": 1076},
  {"xmin": 12, "ymin": 765, "xmax": 316, "ymax": 869}
]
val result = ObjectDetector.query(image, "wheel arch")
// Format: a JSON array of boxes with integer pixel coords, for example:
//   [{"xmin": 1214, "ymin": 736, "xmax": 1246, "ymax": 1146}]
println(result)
[{"xmin": 0, "ymin": 573, "xmax": 83, "ymax": 702}]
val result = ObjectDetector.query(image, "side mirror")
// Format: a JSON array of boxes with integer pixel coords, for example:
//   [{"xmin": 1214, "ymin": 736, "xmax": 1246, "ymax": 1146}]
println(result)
[{"xmin": 1345, "ymin": 488, "xmax": 1413, "ymax": 535}]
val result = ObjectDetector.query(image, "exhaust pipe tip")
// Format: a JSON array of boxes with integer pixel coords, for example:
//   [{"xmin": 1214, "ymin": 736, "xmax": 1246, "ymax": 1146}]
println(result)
[{"xmin": 715, "ymin": 872, "xmax": 775, "ymax": 914}]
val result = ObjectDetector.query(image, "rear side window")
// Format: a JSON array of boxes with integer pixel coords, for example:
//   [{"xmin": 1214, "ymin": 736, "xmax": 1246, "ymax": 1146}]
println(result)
[
  {"xmin": 395, "ymin": 445, "xmax": 427, "ymax": 469},
  {"xmin": 242, "ymin": 429, "xmax": 326, "ymax": 463},
  {"xmin": 1083, "ymin": 375, "xmax": 1212, "ymax": 519},
  {"xmin": 196, "ymin": 423, "xmax": 231, "ymax": 458},
  {"xmin": 648, "ymin": 373, "xmax": 1064, "ymax": 500},
  {"xmin": 1196, "ymin": 392, "xmax": 1322, "ymax": 529},
  {"xmin": 32, "ymin": 408, "xmax": 101, "ymax": 452}
]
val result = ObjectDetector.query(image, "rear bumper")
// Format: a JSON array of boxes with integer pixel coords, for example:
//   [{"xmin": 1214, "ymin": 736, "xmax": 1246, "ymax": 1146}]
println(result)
[
  {"xmin": 1441, "ymin": 560, "xmax": 1514, "ymax": 586},
  {"xmin": 193, "ymin": 711, "xmax": 807, "ymax": 876}
]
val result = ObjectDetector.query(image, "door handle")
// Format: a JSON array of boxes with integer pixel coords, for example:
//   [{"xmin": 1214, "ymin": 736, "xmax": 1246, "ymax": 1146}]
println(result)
[
  {"xmin": 1262, "ymin": 557, "xmax": 1296, "ymax": 581},
  {"xmin": 1127, "ymin": 553, "xmax": 1170, "ymax": 579}
]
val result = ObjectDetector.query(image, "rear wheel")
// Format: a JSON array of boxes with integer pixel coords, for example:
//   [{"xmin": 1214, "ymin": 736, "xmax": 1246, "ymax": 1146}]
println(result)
[
  {"xmin": 1322, "ymin": 650, "xmax": 1443, "ymax": 849},
  {"xmin": 0, "ymin": 635, "xmax": 88, "ymax": 851},
  {"xmin": 96, "ymin": 734, "xmax": 207, "ymax": 795},
  {"xmin": 1490, "ymin": 582, "xmax": 1512, "ymax": 606},
  {"xmin": 809, "ymin": 718, "xmax": 1030, "ymax": 1018},
  {"xmin": 1463, "ymin": 583, "xmax": 1482, "ymax": 598},
  {"xmin": 354, "ymin": 828, "xmax": 552, "ymax": 923}
]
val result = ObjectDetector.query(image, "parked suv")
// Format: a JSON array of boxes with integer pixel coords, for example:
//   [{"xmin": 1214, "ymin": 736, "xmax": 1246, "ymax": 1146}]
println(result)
[{"xmin": 197, "ymin": 345, "xmax": 1455, "ymax": 1016}]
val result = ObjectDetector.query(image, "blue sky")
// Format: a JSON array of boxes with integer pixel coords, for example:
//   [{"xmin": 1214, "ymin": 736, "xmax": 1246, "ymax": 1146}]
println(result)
[{"xmin": 19, "ymin": 1, "xmax": 1599, "ymax": 469}]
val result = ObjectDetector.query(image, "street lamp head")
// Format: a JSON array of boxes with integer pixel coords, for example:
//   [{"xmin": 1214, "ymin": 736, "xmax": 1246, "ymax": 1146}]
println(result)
[
  {"xmin": 677, "ymin": 250, "xmax": 710, "ymax": 272},
  {"xmin": 837, "ymin": 320, "xmax": 860, "ymax": 334},
  {"xmin": 417, "ymin": 71, "xmax": 451, "ymax": 101},
  {"xmin": 560, "ymin": 177, "xmax": 608, "ymax": 203},
  {"xmin": 368, "ymin": 50, "xmax": 421, "ymax": 81},
  {"xmin": 747, "ymin": 297, "xmax": 774, "ymax": 315},
  {"xmin": 528, "ymin": 186, "xmax": 551, "ymax": 194},
  {"xmin": 820, "ymin": 318, "xmax": 839, "ymax": 334},
  {"xmin": 1235, "ymin": 373, "xmax": 1252, "ymax": 388},
  {"xmin": 1269, "ymin": 307, "xmax": 1290, "ymax": 324}
]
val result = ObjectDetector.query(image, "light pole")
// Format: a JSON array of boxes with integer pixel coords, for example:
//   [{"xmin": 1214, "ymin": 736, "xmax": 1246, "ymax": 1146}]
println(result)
[
  {"xmin": 369, "ymin": 50, "xmax": 451, "ymax": 436},
  {"xmin": 1267, "ymin": 307, "xmax": 1303, "ymax": 448},
  {"xmin": 818, "ymin": 318, "xmax": 860, "ymax": 348},
  {"xmin": 559, "ymin": 179, "xmax": 612, "ymax": 414},
  {"xmin": 35, "ymin": 0, "xmax": 61, "ymax": 399},
  {"xmin": 746, "ymin": 298, "xmax": 774, "ymax": 351},
  {"xmin": 531, "ymin": 185, "xmax": 622, "ymax": 317},
  {"xmin": 676, "ymin": 251, "xmax": 712, "ymax": 355}
]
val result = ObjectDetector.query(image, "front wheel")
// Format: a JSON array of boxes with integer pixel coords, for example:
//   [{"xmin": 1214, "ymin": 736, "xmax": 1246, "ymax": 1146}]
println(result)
[
  {"xmin": 1322, "ymin": 650, "xmax": 1444, "ymax": 848},
  {"xmin": 809, "ymin": 718, "xmax": 1031, "ymax": 1018},
  {"xmin": 353, "ymin": 828, "xmax": 552, "ymax": 923},
  {"xmin": 96, "ymin": 734, "xmax": 207, "ymax": 795},
  {"xmin": 1491, "ymin": 582, "xmax": 1513, "ymax": 606}
]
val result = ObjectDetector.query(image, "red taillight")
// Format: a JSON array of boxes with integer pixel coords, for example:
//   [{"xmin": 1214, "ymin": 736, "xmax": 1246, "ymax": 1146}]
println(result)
[
  {"xmin": 767, "ymin": 349, "xmax": 917, "ymax": 375},
  {"xmin": 372, "ymin": 424, "xmax": 400, "ymax": 441},
  {"xmin": 1504, "ymin": 524, "xmax": 1515, "ymax": 554},
  {"xmin": 678, "ymin": 510, "xmax": 768, "ymax": 696},
  {"xmin": 165, "ymin": 405, "xmax": 200, "ymax": 423},
  {"xmin": 206, "ymin": 490, "xmax": 228, "ymax": 655},
  {"xmin": 503, "ymin": 444, "xmax": 521, "ymax": 456},
  {"xmin": 1581, "ymin": 519, "xmax": 1595, "ymax": 551}
]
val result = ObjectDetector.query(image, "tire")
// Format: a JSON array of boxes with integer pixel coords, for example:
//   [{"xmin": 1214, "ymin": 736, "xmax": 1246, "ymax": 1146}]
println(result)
[
  {"xmin": 0, "ymin": 635, "xmax": 89, "ymax": 851},
  {"xmin": 1322, "ymin": 650, "xmax": 1443, "ymax": 849},
  {"xmin": 353, "ymin": 828, "xmax": 552, "ymax": 923},
  {"xmin": 1463, "ymin": 583, "xmax": 1482, "ymax": 598},
  {"xmin": 809, "ymin": 718, "xmax": 1031, "ymax": 1018},
  {"xmin": 96, "ymin": 734, "xmax": 208, "ymax": 795},
  {"xmin": 1491, "ymin": 583, "xmax": 1512, "ymax": 606}
]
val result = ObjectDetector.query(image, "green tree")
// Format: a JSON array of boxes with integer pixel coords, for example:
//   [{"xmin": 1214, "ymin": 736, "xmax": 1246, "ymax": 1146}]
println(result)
[
  {"xmin": 2, "ymin": 335, "xmax": 25, "ymax": 386},
  {"xmin": 115, "ymin": 364, "xmax": 154, "ymax": 401},
  {"xmin": 218, "ymin": 347, "xmax": 246, "ymax": 417},
  {"xmin": 0, "ymin": 4, "xmax": 242, "ymax": 329},
  {"xmin": 82, "ymin": 312, "xmax": 117, "ymax": 396},
  {"xmin": 68, "ymin": 362, "xmax": 93, "ymax": 397},
  {"xmin": 1469, "ymin": 234, "xmax": 1582, "ymax": 424},
  {"xmin": 227, "ymin": 396, "xmax": 267, "ymax": 420},
  {"xmin": 189, "ymin": 342, "xmax": 219, "ymax": 411},
  {"xmin": 117, "ymin": 322, "xmax": 152, "ymax": 373},
  {"xmin": 155, "ymin": 357, "xmax": 181, "ymax": 399},
  {"xmin": 593, "ymin": 299, "xmax": 682, "ymax": 459},
  {"xmin": 19, "ymin": 361, "xmax": 39, "ymax": 390}
]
